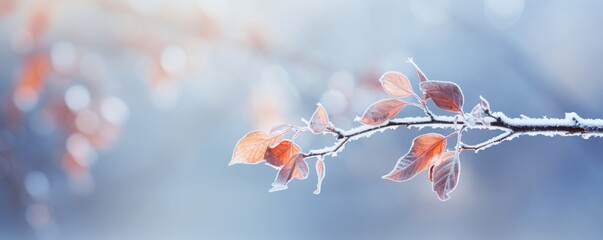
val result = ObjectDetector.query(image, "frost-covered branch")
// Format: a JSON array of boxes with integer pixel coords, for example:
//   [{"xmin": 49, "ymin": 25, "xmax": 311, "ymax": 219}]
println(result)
[
  {"xmin": 230, "ymin": 59, "xmax": 603, "ymax": 201},
  {"xmin": 306, "ymin": 112, "xmax": 603, "ymax": 158}
]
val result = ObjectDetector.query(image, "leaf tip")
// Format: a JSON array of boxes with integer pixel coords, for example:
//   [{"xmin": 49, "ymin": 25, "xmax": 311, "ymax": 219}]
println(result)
[
  {"xmin": 269, "ymin": 185, "xmax": 288, "ymax": 193},
  {"xmin": 435, "ymin": 190, "xmax": 452, "ymax": 201},
  {"xmin": 381, "ymin": 172, "xmax": 402, "ymax": 182},
  {"xmin": 228, "ymin": 155, "xmax": 241, "ymax": 166}
]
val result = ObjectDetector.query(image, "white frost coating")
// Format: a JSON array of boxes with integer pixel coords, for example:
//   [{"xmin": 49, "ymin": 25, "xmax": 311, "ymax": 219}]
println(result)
[
  {"xmin": 307, "ymin": 138, "xmax": 347, "ymax": 157},
  {"xmin": 465, "ymin": 131, "xmax": 513, "ymax": 153},
  {"xmin": 301, "ymin": 118, "xmax": 310, "ymax": 125},
  {"xmin": 490, "ymin": 112, "xmax": 603, "ymax": 127},
  {"xmin": 308, "ymin": 112, "xmax": 603, "ymax": 157},
  {"xmin": 464, "ymin": 112, "xmax": 603, "ymax": 153}
]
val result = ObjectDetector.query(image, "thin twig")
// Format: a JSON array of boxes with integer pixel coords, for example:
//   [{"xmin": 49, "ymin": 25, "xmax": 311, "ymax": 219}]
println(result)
[{"xmin": 304, "ymin": 112, "xmax": 603, "ymax": 158}]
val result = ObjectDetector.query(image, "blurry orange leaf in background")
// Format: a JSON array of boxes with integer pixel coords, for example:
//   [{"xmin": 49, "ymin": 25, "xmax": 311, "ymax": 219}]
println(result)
[
  {"xmin": 15, "ymin": 53, "xmax": 49, "ymax": 96},
  {"xmin": 12, "ymin": 53, "xmax": 50, "ymax": 113}
]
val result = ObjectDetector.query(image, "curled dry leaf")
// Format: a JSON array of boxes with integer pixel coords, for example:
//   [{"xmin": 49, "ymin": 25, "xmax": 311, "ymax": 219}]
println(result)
[
  {"xmin": 432, "ymin": 151, "xmax": 460, "ymax": 201},
  {"xmin": 383, "ymin": 133, "xmax": 446, "ymax": 182},
  {"xmin": 309, "ymin": 104, "xmax": 331, "ymax": 134},
  {"xmin": 229, "ymin": 131, "xmax": 282, "ymax": 165},
  {"xmin": 420, "ymin": 81, "xmax": 464, "ymax": 113},
  {"xmin": 270, "ymin": 154, "xmax": 305, "ymax": 192},
  {"xmin": 313, "ymin": 157, "xmax": 326, "ymax": 195},
  {"xmin": 380, "ymin": 71, "xmax": 414, "ymax": 98},
  {"xmin": 359, "ymin": 99, "xmax": 407, "ymax": 125}
]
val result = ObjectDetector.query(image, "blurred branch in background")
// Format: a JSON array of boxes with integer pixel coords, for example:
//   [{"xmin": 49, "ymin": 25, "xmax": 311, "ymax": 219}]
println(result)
[{"xmin": 0, "ymin": 0, "xmax": 342, "ymax": 237}]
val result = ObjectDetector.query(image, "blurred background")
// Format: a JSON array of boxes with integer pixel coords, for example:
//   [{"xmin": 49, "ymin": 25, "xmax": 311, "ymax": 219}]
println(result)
[{"xmin": 1, "ymin": 0, "xmax": 603, "ymax": 239}]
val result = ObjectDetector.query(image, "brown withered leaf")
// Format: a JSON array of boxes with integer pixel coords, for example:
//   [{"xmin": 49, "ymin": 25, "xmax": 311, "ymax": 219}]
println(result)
[
  {"xmin": 270, "ymin": 154, "xmax": 305, "ymax": 192},
  {"xmin": 229, "ymin": 131, "xmax": 282, "ymax": 166},
  {"xmin": 383, "ymin": 133, "xmax": 447, "ymax": 182},
  {"xmin": 432, "ymin": 151, "xmax": 460, "ymax": 201},
  {"xmin": 380, "ymin": 71, "xmax": 414, "ymax": 98},
  {"xmin": 420, "ymin": 81, "xmax": 464, "ymax": 113},
  {"xmin": 313, "ymin": 157, "xmax": 326, "ymax": 195},
  {"xmin": 264, "ymin": 140, "xmax": 301, "ymax": 167},
  {"xmin": 359, "ymin": 99, "xmax": 407, "ymax": 125},
  {"xmin": 309, "ymin": 104, "xmax": 331, "ymax": 134}
]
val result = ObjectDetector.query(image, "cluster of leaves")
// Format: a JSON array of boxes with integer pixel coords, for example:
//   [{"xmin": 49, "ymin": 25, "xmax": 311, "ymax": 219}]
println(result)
[
  {"xmin": 229, "ymin": 104, "xmax": 332, "ymax": 194},
  {"xmin": 230, "ymin": 59, "xmax": 493, "ymax": 201}
]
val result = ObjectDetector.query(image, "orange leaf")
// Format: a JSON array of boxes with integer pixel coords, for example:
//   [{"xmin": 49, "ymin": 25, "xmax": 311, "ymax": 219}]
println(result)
[
  {"xmin": 309, "ymin": 104, "xmax": 330, "ymax": 134},
  {"xmin": 359, "ymin": 99, "xmax": 407, "ymax": 125},
  {"xmin": 432, "ymin": 151, "xmax": 460, "ymax": 201},
  {"xmin": 229, "ymin": 131, "xmax": 282, "ymax": 165},
  {"xmin": 379, "ymin": 71, "xmax": 414, "ymax": 98},
  {"xmin": 270, "ymin": 153, "xmax": 304, "ymax": 192},
  {"xmin": 382, "ymin": 133, "xmax": 447, "ymax": 182},
  {"xmin": 265, "ymin": 140, "xmax": 301, "ymax": 167},
  {"xmin": 313, "ymin": 157, "xmax": 326, "ymax": 195},
  {"xmin": 420, "ymin": 81, "xmax": 464, "ymax": 113}
]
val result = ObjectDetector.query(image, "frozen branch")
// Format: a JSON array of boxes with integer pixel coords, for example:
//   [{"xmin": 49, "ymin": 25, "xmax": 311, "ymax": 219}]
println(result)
[
  {"xmin": 230, "ymin": 60, "xmax": 603, "ymax": 200},
  {"xmin": 305, "ymin": 112, "xmax": 603, "ymax": 158}
]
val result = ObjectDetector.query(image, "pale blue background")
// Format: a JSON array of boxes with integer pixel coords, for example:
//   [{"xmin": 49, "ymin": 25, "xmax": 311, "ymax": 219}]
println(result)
[{"xmin": 1, "ymin": 0, "xmax": 603, "ymax": 239}]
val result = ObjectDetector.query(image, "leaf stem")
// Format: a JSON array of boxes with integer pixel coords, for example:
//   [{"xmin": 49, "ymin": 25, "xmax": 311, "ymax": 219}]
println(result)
[{"xmin": 411, "ymin": 92, "xmax": 435, "ymax": 120}]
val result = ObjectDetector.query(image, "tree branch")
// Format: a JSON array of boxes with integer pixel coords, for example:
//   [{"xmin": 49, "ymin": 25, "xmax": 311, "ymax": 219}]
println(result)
[{"xmin": 304, "ymin": 112, "xmax": 603, "ymax": 158}]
